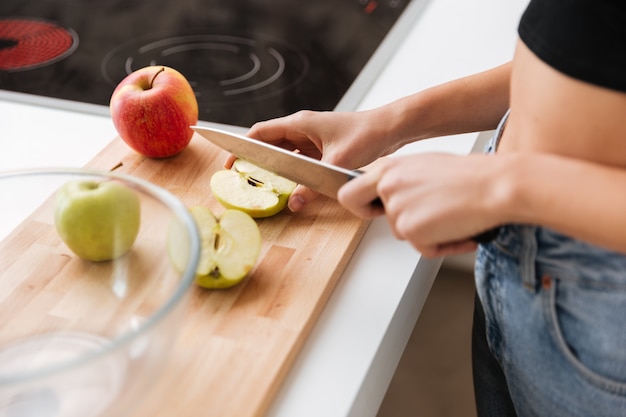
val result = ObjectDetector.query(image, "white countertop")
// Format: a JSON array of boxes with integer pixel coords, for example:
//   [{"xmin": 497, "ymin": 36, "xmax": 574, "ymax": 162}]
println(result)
[{"xmin": 0, "ymin": 0, "xmax": 527, "ymax": 415}]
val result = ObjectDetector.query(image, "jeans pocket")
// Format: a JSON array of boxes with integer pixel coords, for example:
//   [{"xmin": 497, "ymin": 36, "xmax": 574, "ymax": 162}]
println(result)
[{"xmin": 547, "ymin": 278, "xmax": 626, "ymax": 396}]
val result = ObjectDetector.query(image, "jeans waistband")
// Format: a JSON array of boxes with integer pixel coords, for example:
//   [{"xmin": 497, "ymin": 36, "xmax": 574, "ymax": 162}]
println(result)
[
  {"xmin": 492, "ymin": 224, "xmax": 626, "ymax": 288},
  {"xmin": 484, "ymin": 109, "xmax": 510, "ymax": 154}
]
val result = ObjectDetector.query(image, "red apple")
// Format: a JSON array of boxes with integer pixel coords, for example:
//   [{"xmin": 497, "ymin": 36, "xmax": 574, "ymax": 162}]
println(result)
[{"xmin": 110, "ymin": 66, "xmax": 199, "ymax": 158}]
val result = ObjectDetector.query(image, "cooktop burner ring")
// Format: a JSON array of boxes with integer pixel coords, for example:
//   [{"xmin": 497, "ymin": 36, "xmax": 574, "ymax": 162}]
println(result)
[
  {"xmin": 0, "ymin": 17, "xmax": 78, "ymax": 72},
  {"xmin": 101, "ymin": 32, "xmax": 310, "ymax": 107}
]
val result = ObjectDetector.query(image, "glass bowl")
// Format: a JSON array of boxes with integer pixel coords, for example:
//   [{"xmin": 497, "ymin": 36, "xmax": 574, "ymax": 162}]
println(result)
[{"xmin": 0, "ymin": 168, "xmax": 200, "ymax": 417}]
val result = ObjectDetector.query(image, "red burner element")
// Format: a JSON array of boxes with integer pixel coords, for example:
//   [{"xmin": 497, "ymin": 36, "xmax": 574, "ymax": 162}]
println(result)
[{"xmin": 0, "ymin": 18, "xmax": 78, "ymax": 71}]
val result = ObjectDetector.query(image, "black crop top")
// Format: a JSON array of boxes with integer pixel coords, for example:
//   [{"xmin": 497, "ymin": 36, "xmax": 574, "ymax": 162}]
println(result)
[{"xmin": 518, "ymin": 0, "xmax": 626, "ymax": 92}]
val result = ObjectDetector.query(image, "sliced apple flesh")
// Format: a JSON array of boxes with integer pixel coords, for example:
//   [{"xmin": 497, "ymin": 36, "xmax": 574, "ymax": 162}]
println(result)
[
  {"xmin": 168, "ymin": 206, "xmax": 262, "ymax": 289},
  {"xmin": 210, "ymin": 159, "xmax": 297, "ymax": 218}
]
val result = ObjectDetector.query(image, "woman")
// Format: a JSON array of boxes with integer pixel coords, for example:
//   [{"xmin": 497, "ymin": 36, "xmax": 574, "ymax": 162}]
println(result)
[{"xmin": 235, "ymin": 0, "xmax": 626, "ymax": 415}]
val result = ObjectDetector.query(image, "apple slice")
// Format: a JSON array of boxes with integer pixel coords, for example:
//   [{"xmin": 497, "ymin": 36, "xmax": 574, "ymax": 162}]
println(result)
[
  {"xmin": 168, "ymin": 206, "xmax": 262, "ymax": 289},
  {"xmin": 210, "ymin": 159, "xmax": 297, "ymax": 218}
]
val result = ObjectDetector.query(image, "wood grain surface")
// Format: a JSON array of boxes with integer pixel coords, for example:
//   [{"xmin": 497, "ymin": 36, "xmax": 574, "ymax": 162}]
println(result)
[{"xmin": 82, "ymin": 134, "xmax": 371, "ymax": 417}]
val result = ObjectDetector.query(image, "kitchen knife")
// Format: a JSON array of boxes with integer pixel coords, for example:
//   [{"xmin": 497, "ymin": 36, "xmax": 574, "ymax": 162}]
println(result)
[
  {"xmin": 191, "ymin": 126, "xmax": 362, "ymax": 200},
  {"xmin": 191, "ymin": 126, "xmax": 498, "ymax": 244}
]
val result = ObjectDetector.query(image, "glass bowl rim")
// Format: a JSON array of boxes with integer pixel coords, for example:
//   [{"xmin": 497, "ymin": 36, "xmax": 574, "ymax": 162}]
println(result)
[{"xmin": 0, "ymin": 167, "xmax": 200, "ymax": 384}]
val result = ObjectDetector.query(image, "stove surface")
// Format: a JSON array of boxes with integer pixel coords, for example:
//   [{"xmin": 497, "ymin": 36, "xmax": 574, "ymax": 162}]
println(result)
[{"xmin": 0, "ymin": 0, "xmax": 426, "ymax": 127}]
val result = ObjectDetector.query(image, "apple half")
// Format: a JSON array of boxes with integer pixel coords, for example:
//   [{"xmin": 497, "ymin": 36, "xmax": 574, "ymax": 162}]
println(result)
[
  {"xmin": 210, "ymin": 159, "xmax": 297, "ymax": 218},
  {"xmin": 168, "ymin": 206, "xmax": 262, "ymax": 289}
]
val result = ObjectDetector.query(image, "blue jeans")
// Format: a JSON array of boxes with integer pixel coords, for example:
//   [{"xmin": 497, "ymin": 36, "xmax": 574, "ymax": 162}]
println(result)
[{"xmin": 472, "ymin": 112, "xmax": 626, "ymax": 417}]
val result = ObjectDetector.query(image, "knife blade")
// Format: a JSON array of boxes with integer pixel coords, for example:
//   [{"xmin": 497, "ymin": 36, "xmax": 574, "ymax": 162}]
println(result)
[
  {"xmin": 191, "ymin": 125, "xmax": 498, "ymax": 244},
  {"xmin": 191, "ymin": 126, "xmax": 361, "ymax": 200}
]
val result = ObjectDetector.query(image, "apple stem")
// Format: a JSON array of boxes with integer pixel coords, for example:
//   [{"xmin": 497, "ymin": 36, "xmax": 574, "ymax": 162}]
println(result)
[
  {"xmin": 150, "ymin": 67, "xmax": 166, "ymax": 89},
  {"xmin": 110, "ymin": 161, "xmax": 123, "ymax": 171}
]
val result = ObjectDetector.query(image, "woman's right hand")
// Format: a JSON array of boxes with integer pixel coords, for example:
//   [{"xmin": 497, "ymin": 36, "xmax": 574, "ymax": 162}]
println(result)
[{"xmin": 239, "ymin": 109, "xmax": 397, "ymax": 212}]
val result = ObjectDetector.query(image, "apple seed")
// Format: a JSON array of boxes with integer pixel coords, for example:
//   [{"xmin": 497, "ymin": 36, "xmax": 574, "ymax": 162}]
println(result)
[{"xmin": 246, "ymin": 176, "xmax": 264, "ymax": 187}]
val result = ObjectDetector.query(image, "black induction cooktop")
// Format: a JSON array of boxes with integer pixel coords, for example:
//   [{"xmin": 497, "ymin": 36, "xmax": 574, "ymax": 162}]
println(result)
[{"xmin": 0, "ymin": 0, "xmax": 427, "ymax": 127}]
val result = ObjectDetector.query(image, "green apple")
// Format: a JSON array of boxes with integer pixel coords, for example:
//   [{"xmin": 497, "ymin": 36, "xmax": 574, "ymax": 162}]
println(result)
[
  {"xmin": 54, "ymin": 180, "xmax": 141, "ymax": 262},
  {"xmin": 210, "ymin": 159, "xmax": 297, "ymax": 218},
  {"xmin": 168, "ymin": 206, "xmax": 262, "ymax": 289}
]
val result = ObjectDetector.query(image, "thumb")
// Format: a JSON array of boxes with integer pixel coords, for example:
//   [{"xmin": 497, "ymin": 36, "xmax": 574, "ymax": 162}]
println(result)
[{"xmin": 288, "ymin": 184, "xmax": 319, "ymax": 212}]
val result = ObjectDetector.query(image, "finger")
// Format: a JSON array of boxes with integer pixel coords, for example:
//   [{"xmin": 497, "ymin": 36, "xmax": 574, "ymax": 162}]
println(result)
[
  {"xmin": 419, "ymin": 239, "xmax": 478, "ymax": 259},
  {"xmin": 247, "ymin": 118, "xmax": 293, "ymax": 145},
  {"xmin": 288, "ymin": 185, "xmax": 320, "ymax": 212},
  {"xmin": 337, "ymin": 171, "xmax": 384, "ymax": 219},
  {"xmin": 247, "ymin": 114, "xmax": 322, "ymax": 158},
  {"xmin": 224, "ymin": 153, "xmax": 238, "ymax": 168}
]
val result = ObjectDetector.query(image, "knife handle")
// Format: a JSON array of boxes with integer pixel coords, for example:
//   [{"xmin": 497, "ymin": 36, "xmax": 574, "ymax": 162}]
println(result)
[
  {"xmin": 471, "ymin": 227, "xmax": 500, "ymax": 244},
  {"xmin": 370, "ymin": 197, "xmax": 384, "ymax": 208}
]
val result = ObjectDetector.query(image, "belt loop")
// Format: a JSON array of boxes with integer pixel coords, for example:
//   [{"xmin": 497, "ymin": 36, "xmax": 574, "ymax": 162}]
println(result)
[{"xmin": 520, "ymin": 226, "xmax": 538, "ymax": 291}]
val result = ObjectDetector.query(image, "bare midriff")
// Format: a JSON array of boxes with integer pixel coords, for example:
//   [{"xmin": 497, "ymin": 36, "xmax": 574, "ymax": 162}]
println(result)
[{"xmin": 498, "ymin": 39, "xmax": 626, "ymax": 168}]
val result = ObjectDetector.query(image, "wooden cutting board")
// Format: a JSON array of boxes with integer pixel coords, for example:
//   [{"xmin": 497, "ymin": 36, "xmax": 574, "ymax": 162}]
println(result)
[{"xmin": 83, "ymin": 134, "xmax": 370, "ymax": 417}]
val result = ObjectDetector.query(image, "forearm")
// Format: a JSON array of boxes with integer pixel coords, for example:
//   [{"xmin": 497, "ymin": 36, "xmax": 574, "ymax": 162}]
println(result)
[
  {"xmin": 496, "ymin": 153, "xmax": 626, "ymax": 254},
  {"xmin": 371, "ymin": 62, "xmax": 512, "ymax": 149}
]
